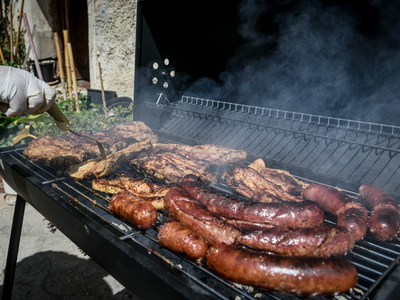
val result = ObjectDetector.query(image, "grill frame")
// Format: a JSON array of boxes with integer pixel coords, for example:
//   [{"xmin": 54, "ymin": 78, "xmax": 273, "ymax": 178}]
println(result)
[{"xmin": 1, "ymin": 139, "xmax": 400, "ymax": 300}]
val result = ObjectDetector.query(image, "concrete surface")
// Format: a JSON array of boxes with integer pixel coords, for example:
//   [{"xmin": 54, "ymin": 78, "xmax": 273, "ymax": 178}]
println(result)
[{"xmin": 0, "ymin": 190, "xmax": 140, "ymax": 300}]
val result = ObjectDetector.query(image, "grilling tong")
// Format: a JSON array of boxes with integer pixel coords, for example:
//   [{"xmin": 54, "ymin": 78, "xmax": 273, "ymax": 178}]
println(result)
[{"xmin": 47, "ymin": 104, "xmax": 107, "ymax": 159}]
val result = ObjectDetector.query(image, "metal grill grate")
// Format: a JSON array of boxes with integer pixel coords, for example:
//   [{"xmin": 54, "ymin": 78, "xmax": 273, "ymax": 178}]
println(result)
[
  {"xmin": 1, "ymin": 146, "xmax": 400, "ymax": 300},
  {"xmin": 149, "ymin": 95, "xmax": 400, "ymax": 198}
]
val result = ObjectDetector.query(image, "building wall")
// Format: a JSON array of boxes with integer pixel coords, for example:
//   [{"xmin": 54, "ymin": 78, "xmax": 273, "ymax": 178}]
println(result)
[{"xmin": 87, "ymin": 0, "xmax": 137, "ymax": 98}]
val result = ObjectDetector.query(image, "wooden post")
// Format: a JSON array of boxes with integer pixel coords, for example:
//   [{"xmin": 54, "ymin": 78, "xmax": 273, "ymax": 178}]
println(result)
[
  {"xmin": 0, "ymin": 46, "xmax": 5, "ymax": 65},
  {"xmin": 54, "ymin": 32, "xmax": 67, "ymax": 102},
  {"xmin": 98, "ymin": 62, "xmax": 108, "ymax": 117},
  {"xmin": 67, "ymin": 42, "xmax": 79, "ymax": 112},
  {"xmin": 14, "ymin": 0, "xmax": 24, "ymax": 60},
  {"xmin": 63, "ymin": 30, "xmax": 72, "ymax": 98},
  {"xmin": 9, "ymin": 2, "xmax": 13, "ymax": 62}
]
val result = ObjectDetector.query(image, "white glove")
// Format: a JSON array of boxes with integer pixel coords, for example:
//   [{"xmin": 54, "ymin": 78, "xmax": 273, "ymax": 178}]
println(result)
[{"xmin": 0, "ymin": 66, "xmax": 56, "ymax": 117}]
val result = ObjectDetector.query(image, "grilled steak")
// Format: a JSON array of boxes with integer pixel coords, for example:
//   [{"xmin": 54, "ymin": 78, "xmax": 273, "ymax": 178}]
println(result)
[
  {"xmin": 108, "ymin": 121, "xmax": 158, "ymax": 143},
  {"xmin": 130, "ymin": 152, "xmax": 217, "ymax": 184},
  {"xmin": 23, "ymin": 136, "xmax": 88, "ymax": 169},
  {"xmin": 67, "ymin": 139, "xmax": 152, "ymax": 180},
  {"xmin": 153, "ymin": 143, "xmax": 247, "ymax": 166},
  {"xmin": 248, "ymin": 158, "xmax": 307, "ymax": 195},
  {"xmin": 222, "ymin": 165, "xmax": 303, "ymax": 202}
]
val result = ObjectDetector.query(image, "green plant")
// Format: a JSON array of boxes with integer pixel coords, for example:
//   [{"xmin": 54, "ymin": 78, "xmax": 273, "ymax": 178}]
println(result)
[{"xmin": 0, "ymin": 91, "xmax": 134, "ymax": 147}]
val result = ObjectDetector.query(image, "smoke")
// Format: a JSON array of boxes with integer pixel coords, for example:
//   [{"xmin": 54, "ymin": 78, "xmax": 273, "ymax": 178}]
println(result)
[{"xmin": 189, "ymin": 0, "xmax": 400, "ymax": 125}]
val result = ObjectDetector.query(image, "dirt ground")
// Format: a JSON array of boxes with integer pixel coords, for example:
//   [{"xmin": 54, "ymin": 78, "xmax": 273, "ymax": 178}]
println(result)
[{"xmin": 0, "ymin": 188, "xmax": 140, "ymax": 300}]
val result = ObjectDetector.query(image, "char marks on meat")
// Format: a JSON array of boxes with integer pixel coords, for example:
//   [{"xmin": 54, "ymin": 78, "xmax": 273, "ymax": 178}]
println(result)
[
  {"xmin": 222, "ymin": 165, "xmax": 303, "ymax": 203},
  {"xmin": 248, "ymin": 158, "xmax": 307, "ymax": 195},
  {"xmin": 130, "ymin": 152, "xmax": 216, "ymax": 184},
  {"xmin": 180, "ymin": 175, "xmax": 324, "ymax": 228},
  {"xmin": 67, "ymin": 139, "xmax": 152, "ymax": 180},
  {"xmin": 153, "ymin": 143, "xmax": 247, "ymax": 166},
  {"xmin": 92, "ymin": 176, "xmax": 169, "ymax": 210}
]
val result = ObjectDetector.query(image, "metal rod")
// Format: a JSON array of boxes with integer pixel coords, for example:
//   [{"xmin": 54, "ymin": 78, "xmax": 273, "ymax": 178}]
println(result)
[{"xmin": 2, "ymin": 195, "xmax": 26, "ymax": 300}]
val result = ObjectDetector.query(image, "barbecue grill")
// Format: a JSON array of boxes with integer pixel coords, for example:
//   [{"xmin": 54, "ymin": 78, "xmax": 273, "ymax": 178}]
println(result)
[{"xmin": 2, "ymin": 0, "xmax": 400, "ymax": 299}]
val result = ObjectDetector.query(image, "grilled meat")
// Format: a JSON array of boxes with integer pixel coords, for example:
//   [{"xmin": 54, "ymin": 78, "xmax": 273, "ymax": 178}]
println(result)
[
  {"xmin": 23, "ymin": 136, "xmax": 88, "ymax": 169},
  {"xmin": 108, "ymin": 121, "xmax": 158, "ymax": 143},
  {"xmin": 164, "ymin": 186, "xmax": 242, "ymax": 246},
  {"xmin": 358, "ymin": 185, "xmax": 400, "ymax": 241},
  {"xmin": 206, "ymin": 244, "xmax": 358, "ymax": 296},
  {"xmin": 180, "ymin": 175, "xmax": 324, "ymax": 228},
  {"xmin": 153, "ymin": 143, "xmax": 247, "ymax": 166},
  {"xmin": 237, "ymin": 225, "xmax": 355, "ymax": 257},
  {"xmin": 67, "ymin": 140, "xmax": 152, "ymax": 180},
  {"xmin": 222, "ymin": 165, "xmax": 303, "ymax": 202},
  {"xmin": 303, "ymin": 184, "xmax": 368, "ymax": 241},
  {"xmin": 130, "ymin": 152, "xmax": 217, "ymax": 184},
  {"xmin": 109, "ymin": 192, "xmax": 157, "ymax": 229},
  {"xmin": 92, "ymin": 176, "xmax": 169, "ymax": 210},
  {"xmin": 248, "ymin": 158, "xmax": 307, "ymax": 195},
  {"xmin": 158, "ymin": 220, "xmax": 208, "ymax": 263}
]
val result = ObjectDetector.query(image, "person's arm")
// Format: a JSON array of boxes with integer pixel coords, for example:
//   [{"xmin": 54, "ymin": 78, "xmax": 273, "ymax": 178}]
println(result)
[{"xmin": 0, "ymin": 66, "xmax": 56, "ymax": 117}]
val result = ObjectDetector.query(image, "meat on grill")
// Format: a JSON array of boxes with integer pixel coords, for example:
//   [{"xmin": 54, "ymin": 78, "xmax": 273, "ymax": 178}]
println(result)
[
  {"xmin": 206, "ymin": 244, "xmax": 358, "ymax": 296},
  {"xmin": 164, "ymin": 186, "xmax": 241, "ymax": 246},
  {"xmin": 180, "ymin": 175, "xmax": 324, "ymax": 228},
  {"xmin": 130, "ymin": 152, "xmax": 217, "ymax": 184},
  {"xmin": 108, "ymin": 121, "xmax": 158, "ymax": 143},
  {"xmin": 303, "ymin": 184, "xmax": 368, "ymax": 241},
  {"xmin": 153, "ymin": 143, "xmax": 247, "ymax": 166},
  {"xmin": 109, "ymin": 192, "xmax": 157, "ymax": 229},
  {"xmin": 222, "ymin": 165, "xmax": 303, "ymax": 203},
  {"xmin": 248, "ymin": 158, "xmax": 307, "ymax": 195},
  {"xmin": 158, "ymin": 220, "xmax": 208, "ymax": 263},
  {"xmin": 237, "ymin": 225, "xmax": 355, "ymax": 257},
  {"xmin": 358, "ymin": 185, "xmax": 400, "ymax": 241},
  {"xmin": 92, "ymin": 176, "xmax": 169, "ymax": 210},
  {"xmin": 67, "ymin": 139, "xmax": 152, "ymax": 180},
  {"xmin": 23, "ymin": 136, "xmax": 88, "ymax": 169}
]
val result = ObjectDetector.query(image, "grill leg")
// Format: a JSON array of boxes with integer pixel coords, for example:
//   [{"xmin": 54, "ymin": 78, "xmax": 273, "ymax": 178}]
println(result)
[{"xmin": 1, "ymin": 195, "xmax": 26, "ymax": 300}]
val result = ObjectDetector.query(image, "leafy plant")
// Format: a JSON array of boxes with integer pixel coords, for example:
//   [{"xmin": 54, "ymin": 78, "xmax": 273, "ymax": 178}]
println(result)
[{"xmin": 0, "ymin": 91, "xmax": 134, "ymax": 147}]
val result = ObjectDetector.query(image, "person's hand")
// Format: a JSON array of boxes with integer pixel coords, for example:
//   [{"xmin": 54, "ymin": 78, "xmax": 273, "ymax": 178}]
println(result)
[{"xmin": 0, "ymin": 66, "xmax": 56, "ymax": 117}]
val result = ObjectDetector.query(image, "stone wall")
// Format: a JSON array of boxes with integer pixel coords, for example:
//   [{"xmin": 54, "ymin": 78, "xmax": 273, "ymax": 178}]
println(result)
[{"xmin": 87, "ymin": 0, "xmax": 137, "ymax": 98}]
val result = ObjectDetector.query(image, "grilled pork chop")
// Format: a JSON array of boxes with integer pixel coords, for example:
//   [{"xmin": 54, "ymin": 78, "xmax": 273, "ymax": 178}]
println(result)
[
  {"xmin": 222, "ymin": 165, "xmax": 303, "ymax": 202},
  {"xmin": 92, "ymin": 176, "xmax": 169, "ymax": 210},
  {"xmin": 130, "ymin": 152, "xmax": 217, "ymax": 184},
  {"xmin": 153, "ymin": 143, "xmax": 247, "ymax": 166},
  {"xmin": 248, "ymin": 158, "xmax": 308, "ymax": 195},
  {"xmin": 67, "ymin": 139, "xmax": 152, "ymax": 180}
]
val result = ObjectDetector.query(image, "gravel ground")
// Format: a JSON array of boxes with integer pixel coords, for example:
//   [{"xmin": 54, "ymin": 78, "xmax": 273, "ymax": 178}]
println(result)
[{"xmin": 0, "ymin": 190, "xmax": 140, "ymax": 300}]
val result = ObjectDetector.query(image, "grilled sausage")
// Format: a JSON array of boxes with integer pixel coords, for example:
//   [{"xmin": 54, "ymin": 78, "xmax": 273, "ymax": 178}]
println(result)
[
  {"xmin": 180, "ymin": 175, "xmax": 324, "ymax": 228},
  {"xmin": 206, "ymin": 244, "xmax": 358, "ymax": 296},
  {"xmin": 358, "ymin": 185, "xmax": 400, "ymax": 241},
  {"xmin": 158, "ymin": 220, "xmax": 208, "ymax": 263},
  {"xmin": 237, "ymin": 225, "xmax": 355, "ymax": 257},
  {"xmin": 109, "ymin": 193, "xmax": 157, "ymax": 229},
  {"xmin": 164, "ymin": 186, "xmax": 241, "ymax": 246},
  {"xmin": 302, "ymin": 184, "xmax": 368, "ymax": 241}
]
